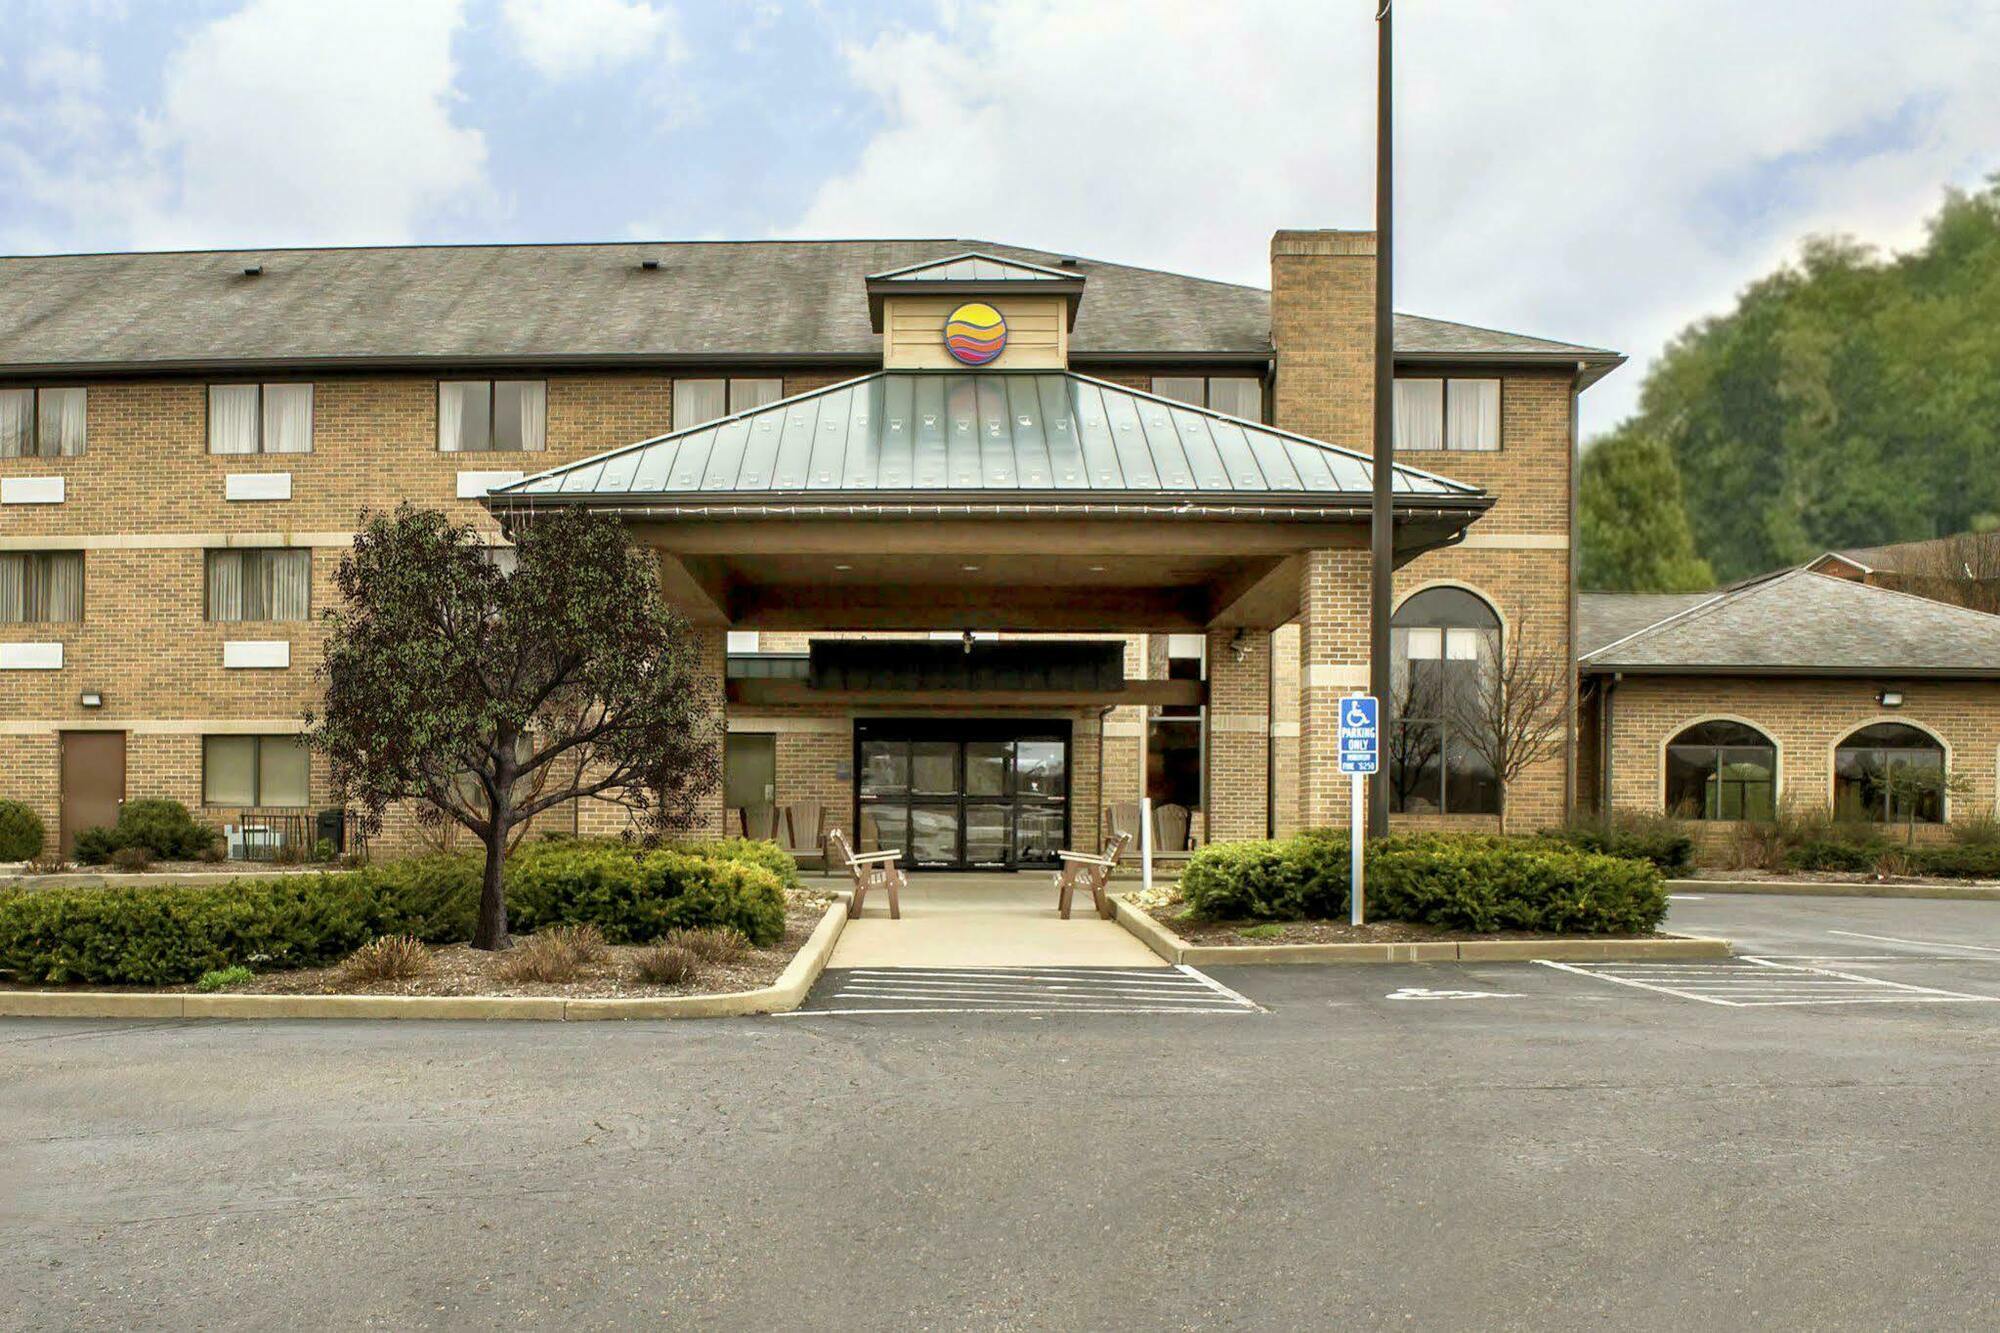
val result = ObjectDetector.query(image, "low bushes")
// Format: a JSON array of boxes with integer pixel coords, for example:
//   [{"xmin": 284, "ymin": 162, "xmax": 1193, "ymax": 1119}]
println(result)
[
  {"xmin": 0, "ymin": 801, "xmax": 45, "ymax": 862},
  {"xmin": 72, "ymin": 800, "xmax": 221, "ymax": 865},
  {"xmin": 0, "ymin": 839, "xmax": 791, "ymax": 986},
  {"xmin": 1541, "ymin": 812, "xmax": 1694, "ymax": 875},
  {"xmin": 1178, "ymin": 830, "xmax": 1668, "ymax": 935}
]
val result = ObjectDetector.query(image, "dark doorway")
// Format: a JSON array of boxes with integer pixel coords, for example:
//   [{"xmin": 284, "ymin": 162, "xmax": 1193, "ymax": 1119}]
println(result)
[
  {"xmin": 853, "ymin": 719, "xmax": 1070, "ymax": 870},
  {"xmin": 60, "ymin": 730, "xmax": 125, "ymax": 854}
]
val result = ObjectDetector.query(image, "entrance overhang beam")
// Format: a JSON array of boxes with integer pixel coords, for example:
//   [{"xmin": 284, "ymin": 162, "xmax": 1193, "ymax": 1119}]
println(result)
[{"xmin": 728, "ymin": 583, "xmax": 1209, "ymax": 633}]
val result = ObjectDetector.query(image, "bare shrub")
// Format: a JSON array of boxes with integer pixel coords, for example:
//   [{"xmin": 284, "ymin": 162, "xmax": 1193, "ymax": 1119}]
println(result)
[
  {"xmin": 339, "ymin": 935, "xmax": 433, "ymax": 983},
  {"xmin": 664, "ymin": 926, "xmax": 749, "ymax": 964},
  {"xmin": 497, "ymin": 924, "xmax": 608, "ymax": 984},
  {"xmin": 630, "ymin": 944, "xmax": 702, "ymax": 986}
]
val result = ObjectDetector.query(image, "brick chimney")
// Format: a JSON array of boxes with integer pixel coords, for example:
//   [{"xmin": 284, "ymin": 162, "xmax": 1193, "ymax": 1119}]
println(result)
[{"xmin": 1269, "ymin": 230, "xmax": 1377, "ymax": 453}]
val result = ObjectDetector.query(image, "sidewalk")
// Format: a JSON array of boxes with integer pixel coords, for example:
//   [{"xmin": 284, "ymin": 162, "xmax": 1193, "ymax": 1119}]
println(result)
[{"xmin": 827, "ymin": 873, "xmax": 1166, "ymax": 969}]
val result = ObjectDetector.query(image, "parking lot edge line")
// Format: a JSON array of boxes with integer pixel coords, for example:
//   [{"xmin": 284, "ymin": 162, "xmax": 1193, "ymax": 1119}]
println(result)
[
  {"xmin": 1738, "ymin": 954, "xmax": 2000, "ymax": 999},
  {"xmin": 1825, "ymin": 930, "xmax": 2000, "ymax": 957},
  {"xmin": 1533, "ymin": 959, "xmax": 1746, "ymax": 1006},
  {"xmin": 1177, "ymin": 963, "xmax": 1267, "ymax": 1012}
]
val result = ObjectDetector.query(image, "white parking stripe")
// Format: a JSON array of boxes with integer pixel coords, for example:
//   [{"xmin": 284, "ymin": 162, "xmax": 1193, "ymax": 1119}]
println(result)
[
  {"xmin": 1826, "ymin": 930, "xmax": 2000, "ymax": 956},
  {"xmin": 1539, "ymin": 956, "xmax": 2000, "ymax": 1007},
  {"xmin": 794, "ymin": 965, "xmax": 1263, "ymax": 1016}
]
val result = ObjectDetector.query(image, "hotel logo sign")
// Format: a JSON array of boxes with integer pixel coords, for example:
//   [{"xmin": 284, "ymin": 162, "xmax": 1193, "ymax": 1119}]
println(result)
[{"xmin": 943, "ymin": 301, "xmax": 1007, "ymax": 366}]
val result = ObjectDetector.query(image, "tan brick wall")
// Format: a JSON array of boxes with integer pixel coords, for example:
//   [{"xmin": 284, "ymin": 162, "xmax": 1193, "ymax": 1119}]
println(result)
[
  {"xmin": 1270, "ymin": 230, "xmax": 1375, "ymax": 454},
  {"xmin": 1603, "ymin": 674, "xmax": 2000, "ymax": 827},
  {"xmin": 1205, "ymin": 625, "xmax": 1270, "ymax": 841},
  {"xmin": 1296, "ymin": 548, "xmax": 1371, "ymax": 829}
]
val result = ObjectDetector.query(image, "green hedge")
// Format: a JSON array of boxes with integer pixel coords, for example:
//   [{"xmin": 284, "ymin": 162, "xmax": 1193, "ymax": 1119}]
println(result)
[
  {"xmin": 72, "ymin": 800, "xmax": 221, "ymax": 864},
  {"xmin": 0, "ymin": 841, "xmax": 790, "ymax": 986},
  {"xmin": 655, "ymin": 836, "xmax": 802, "ymax": 892},
  {"xmin": 1179, "ymin": 831, "xmax": 1668, "ymax": 935},
  {"xmin": 0, "ymin": 801, "xmax": 45, "ymax": 862},
  {"xmin": 1539, "ymin": 814, "xmax": 1695, "ymax": 875},
  {"xmin": 1907, "ymin": 843, "xmax": 2000, "ymax": 879}
]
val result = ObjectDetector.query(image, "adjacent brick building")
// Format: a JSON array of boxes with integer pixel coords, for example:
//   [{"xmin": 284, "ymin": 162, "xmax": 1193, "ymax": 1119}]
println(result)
[{"xmin": 0, "ymin": 233, "xmax": 1621, "ymax": 863}]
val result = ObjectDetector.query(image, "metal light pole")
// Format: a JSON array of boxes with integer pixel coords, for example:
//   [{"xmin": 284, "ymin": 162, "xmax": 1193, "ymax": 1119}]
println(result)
[{"xmin": 1368, "ymin": 0, "xmax": 1395, "ymax": 839}]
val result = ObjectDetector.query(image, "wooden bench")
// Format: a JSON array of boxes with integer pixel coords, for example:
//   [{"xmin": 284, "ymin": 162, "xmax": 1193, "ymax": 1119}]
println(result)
[
  {"xmin": 827, "ymin": 827, "xmax": 903, "ymax": 920},
  {"xmin": 1053, "ymin": 830, "xmax": 1131, "ymax": 920}
]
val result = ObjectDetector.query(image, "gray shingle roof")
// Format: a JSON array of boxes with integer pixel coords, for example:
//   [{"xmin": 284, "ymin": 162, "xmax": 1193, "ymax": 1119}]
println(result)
[
  {"xmin": 491, "ymin": 370, "xmax": 1484, "ymax": 502},
  {"xmin": 0, "ymin": 238, "xmax": 1621, "ymax": 374},
  {"xmin": 1580, "ymin": 570, "xmax": 2000, "ymax": 677},
  {"xmin": 1578, "ymin": 592, "xmax": 1713, "ymax": 656}
]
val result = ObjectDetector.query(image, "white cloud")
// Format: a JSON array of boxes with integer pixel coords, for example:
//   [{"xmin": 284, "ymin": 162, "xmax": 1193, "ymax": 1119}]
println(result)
[
  {"xmin": 791, "ymin": 1, "xmax": 2000, "ymax": 435},
  {"xmin": 501, "ymin": 0, "xmax": 681, "ymax": 79},
  {"xmin": 1, "ymin": 0, "xmax": 488, "ymax": 251}
]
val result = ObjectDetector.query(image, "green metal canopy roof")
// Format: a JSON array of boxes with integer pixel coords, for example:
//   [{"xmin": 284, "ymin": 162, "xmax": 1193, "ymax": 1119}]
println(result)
[{"xmin": 488, "ymin": 370, "xmax": 1484, "ymax": 507}]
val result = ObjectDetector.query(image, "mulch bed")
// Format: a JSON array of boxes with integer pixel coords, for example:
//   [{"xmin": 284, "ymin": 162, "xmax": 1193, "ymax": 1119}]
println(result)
[
  {"xmin": 1142, "ymin": 905, "xmax": 1663, "ymax": 947},
  {"xmin": 2, "ymin": 895, "xmax": 832, "ymax": 999}
]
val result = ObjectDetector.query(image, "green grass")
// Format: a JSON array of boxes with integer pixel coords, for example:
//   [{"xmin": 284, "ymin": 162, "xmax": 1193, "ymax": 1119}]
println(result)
[{"xmin": 194, "ymin": 965, "xmax": 254, "ymax": 992}]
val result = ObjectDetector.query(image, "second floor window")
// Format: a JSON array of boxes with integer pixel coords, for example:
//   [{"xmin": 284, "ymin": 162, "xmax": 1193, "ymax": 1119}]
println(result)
[
  {"xmin": 206, "ymin": 548, "xmax": 310, "ymax": 622},
  {"xmin": 0, "ymin": 551, "xmax": 84, "ymax": 623},
  {"xmin": 673, "ymin": 377, "xmax": 784, "ymax": 431},
  {"xmin": 209, "ymin": 383, "xmax": 313, "ymax": 454},
  {"xmin": 0, "ymin": 386, "xmax": 87, "ymax": 457},
  {"xmin": 439, "ymin": 380, "xmax": 546, "ymax": 452},
  {"xmin": 1394, "ymin": 377, "xmax": 1501, "ymax": 452},
  {"xmin": 1150, "ymin": 376, "xmax": 1264, "ymax": 421}
]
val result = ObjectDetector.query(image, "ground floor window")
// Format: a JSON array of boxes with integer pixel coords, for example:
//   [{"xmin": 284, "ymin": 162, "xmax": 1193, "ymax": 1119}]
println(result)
[
  {"xmin": 1389, "ymin": 587, "xmax": 1501, "ymax": 815},
  {"xmin": 1665, "ymin": 720, "xmax": 1776, "ymax": 820},
  {"xmin": 1834, "ymin": 722, "xmax": 1945, "ymax": 823},
  {"xmin": 203, "ymin": 735, "xmax": 310, "ymax": 807}
]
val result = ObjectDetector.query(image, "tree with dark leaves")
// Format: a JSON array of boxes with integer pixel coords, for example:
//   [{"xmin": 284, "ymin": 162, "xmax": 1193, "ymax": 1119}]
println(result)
[{"xmin": 306, "ymin": 504, "xmax": 721, "ymax": 950}]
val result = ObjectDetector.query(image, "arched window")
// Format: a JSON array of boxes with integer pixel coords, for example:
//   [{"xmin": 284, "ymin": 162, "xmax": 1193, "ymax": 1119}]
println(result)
[
  {"xmin": 1388, "ymin": 587, "xmax": 1500, "ymax": 815},
  {"xmin": 1834, "ymin": 722, "xmax": 1946, "ymax": 823},
  {"xmin": 1665, "ymin": 720, "xmax": 1776, "ymax": 820}
]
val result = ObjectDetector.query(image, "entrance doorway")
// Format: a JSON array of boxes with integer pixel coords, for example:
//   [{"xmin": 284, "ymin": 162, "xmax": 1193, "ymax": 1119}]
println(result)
[
  {"xmin": 60, "ymin": 730, "xmax": 125, "ymax": 854},
  {"xmin": 854, "ymin": 720, "xmax": 1069, "ymax": 870}
]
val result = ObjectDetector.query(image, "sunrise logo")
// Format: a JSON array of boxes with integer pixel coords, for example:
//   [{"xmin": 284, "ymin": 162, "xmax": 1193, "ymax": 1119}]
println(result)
[{"xmin": 943, "ymin": 301, "xmax": 1007, "ymax": 366}]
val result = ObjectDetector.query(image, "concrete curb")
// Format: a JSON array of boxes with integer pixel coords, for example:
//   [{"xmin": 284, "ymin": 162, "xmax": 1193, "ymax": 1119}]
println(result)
[
  {"xmin": 1111, "ymin": 895, "xmax": 1730, "ymax": 965},
  {"xmin": 0, "ymin": 899, "xmax": 851, "ymax": 1023},
  {"xmin": 1672, "ymin": 878, "xmax": 2000, "ymax": 902}
]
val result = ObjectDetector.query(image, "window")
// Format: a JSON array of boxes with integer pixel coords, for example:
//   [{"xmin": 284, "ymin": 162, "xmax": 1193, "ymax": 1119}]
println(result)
[
  {"xmin": 203, "ymin": 735, "xmax": 310, "ymax": 807},
  {"xmin": 1835, "ymin": 723, "xmax": 1946, "ymax": 824},
  {"xmin": 1665, "ymin": 720, "xmax": 1776, "ymax": 820},
  {"xmin": 1150, "ymin": 376, "xmax": 1264, "ymax": 422},
  {"xmin": 0, "ymin": 551, "xmax": 84, "ymax": 623},
  {"xmin": 1394, "ymin": 377, "xmax": 1500, "ymax": 452},
  {"xmin": 438, "ymin": 380, "xmax": 546, "ymax": 452},
  {"xmin": 208, "ymin": 383, "xmax": 313, "ymax": 454},
  {"xmin": 673, "ymin": 377, "xmax": 784, "ymax": 431},
  {"xmin": 0, "ymin": 386, "xmax": 87, "ymax": 457},
  {"xmin": 1148, "ymin": 634, "xmax": 1205, "ymax": 818},
  {"xmin": 1389, "ymin": 587, "xmax": 1500, "ymax": 815},
  {"xmin": 205, "ymin": 548, "xmax": 310, "ymax": 622},
  {"xmin": 726, "ymin": 631, "xmax": 761, "ymax": 654}
]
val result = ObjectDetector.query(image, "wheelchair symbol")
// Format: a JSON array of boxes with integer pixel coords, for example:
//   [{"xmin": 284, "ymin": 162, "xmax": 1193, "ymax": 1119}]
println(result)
[{"xmin": 1345, "ymin": 700, "xmax": 1372, "ymax": 729}]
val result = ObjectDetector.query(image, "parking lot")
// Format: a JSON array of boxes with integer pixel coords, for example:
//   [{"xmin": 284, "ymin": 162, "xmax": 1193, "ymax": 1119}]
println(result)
[{"xmin": 6, "ymin": 891, "xmax": 2000, "ymax": 1328}]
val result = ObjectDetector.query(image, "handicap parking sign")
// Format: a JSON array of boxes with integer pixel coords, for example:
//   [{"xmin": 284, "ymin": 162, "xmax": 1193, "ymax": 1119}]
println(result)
[{"xmin": 1338, "ymin": 695, "xmax": 1378, "ymax": 774}]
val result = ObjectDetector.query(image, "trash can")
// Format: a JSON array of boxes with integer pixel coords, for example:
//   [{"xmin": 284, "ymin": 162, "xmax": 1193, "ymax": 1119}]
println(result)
[{"xmin": 315, "ymin": 808, "xmax": 346, "ymax": 855}]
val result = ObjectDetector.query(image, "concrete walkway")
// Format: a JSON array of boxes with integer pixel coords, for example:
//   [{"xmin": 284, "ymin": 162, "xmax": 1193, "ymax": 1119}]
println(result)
[{"xmin": 826, "ymin": 873, "xmax": 1166, "ymax": 969}]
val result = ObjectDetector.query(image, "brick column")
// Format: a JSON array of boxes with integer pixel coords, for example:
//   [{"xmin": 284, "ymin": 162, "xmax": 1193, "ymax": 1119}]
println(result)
[
  {"xmin": 1204, "ymin": 626, "xmax": 1271, "ymax": 843},
  {"xmin": 689, "ymin": 625, "xmax": 729, "ymax": 838},
  {"xmin": 1297, "ymin": 549, "xmax": 1371, "ymax": 830}
]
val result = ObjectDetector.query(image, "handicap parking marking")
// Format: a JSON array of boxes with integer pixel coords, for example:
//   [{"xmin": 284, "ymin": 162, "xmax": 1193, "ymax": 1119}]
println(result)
[
  {"xmin": 1537, "ymin": 956, "xmax": 2000, "ymax": 1007},
  {"xmin": 784, "ymin": 963, "xmax": 1263, "ymax": 1016}
]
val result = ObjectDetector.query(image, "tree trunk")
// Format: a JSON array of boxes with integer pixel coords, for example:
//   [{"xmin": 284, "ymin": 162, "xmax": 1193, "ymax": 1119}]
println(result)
[
  {"xmin": 1496, "ymin": 787, "xmax": 1509, "ymax": 837},
  {"xmin": 472, "ymin": 824, "xmax": 510, "ymax": 951}
]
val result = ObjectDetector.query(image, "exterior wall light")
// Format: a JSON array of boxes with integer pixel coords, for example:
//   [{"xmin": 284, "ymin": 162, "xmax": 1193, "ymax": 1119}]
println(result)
[
  {"xmin": 1878, "ymin": 689, "xmax": 1905, "ymax": 708},
  {"xmin": 79, "ymin": 690, "xmax": 103, "ymax": 708},
  {"xmin": 1231, "ymin": 628, "xmax": 1251, "ymax": 664}
]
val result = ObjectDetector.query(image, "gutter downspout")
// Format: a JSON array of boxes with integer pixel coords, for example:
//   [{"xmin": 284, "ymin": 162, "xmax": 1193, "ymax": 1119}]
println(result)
[{"xmin": 1600, "ymin": 672, "xmax": 1620, "ymax": 816}]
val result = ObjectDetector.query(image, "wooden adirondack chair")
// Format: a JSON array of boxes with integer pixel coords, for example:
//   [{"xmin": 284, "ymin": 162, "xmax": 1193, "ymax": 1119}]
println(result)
[
  {"xmin": 742, "ymin": 803, "xmax": 780, "ymax": 842},
  {"xmin": 826, "ymin": 827, "xmax": 903, "ymax": 920},
  {"xmin": 1053, "ymin": 830, "xmax": 1132, "ymax": 920},
  {"xmin": 779, "ymin": 801, "xmax": 826, "ymax": 869}
]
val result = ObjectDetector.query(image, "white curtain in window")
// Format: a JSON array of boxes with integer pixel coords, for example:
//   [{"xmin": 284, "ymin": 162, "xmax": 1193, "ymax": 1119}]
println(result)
[
  {"xmin": 1444, "ymin": 627, "xmax": 1483, "ymax": 660},
  {"xmin": 209, "ymin": 385, "xmax": 260, "ymax": 454},
  {"xmin": 513, "ymin": 380, "xmax": 546, "ymax": 452},
  {"xmin": 0, "ymin": 554, "xmax": 23, "ymax": 621},
  {"xmin": 1394, "ymin": 379, "xmax": 1444, "ymax": 452},
  {"xmin": 0, "ymin": 389, "xmax": 30, "ymax": 458},
  {"xmin": 263, "ymin": 383, "xmax": 313, "ymax": 454},
  {"xmin": 203, "ymin": 736, "xmax": 258, "ymax": 806},
  {"xmin": 207, "ymin": 551, "xmax": 244, "ymax": 621},
  {"xmin": 673, "ymin": 379, "xmax": 727, "ymax": 430},
  {"xmin": 266, "ymin": 549, "xmax": 310, "ymax": 620},
  {"xmin": 729, "ymin": 378, "xmax": 783, "ymax": 413},
  {"xmin": 1406, "ymin": 627, "xmax": 1443, "ymax": 660},
  {"xmin": 438, "ymin": 382, "xmax": 469, "ymax": 451},
  {"xmin": 259, "ymin": 737, "xmax": 311, "ymax": 807},
  {"xmin": 1448, "ymin": 379, "xmax": 1501, "ymax": 451},
  {"xmin": 1207, "ymin": 378, "xmax": 1263, "ymax": 421},
  {"xmin": 1150, "ymin": 377, "xmax": 1205, "ymax": 408},
  {"xmin": 42, "ymin": 553, "xmax": 83, "ymax": 621},
  {"xmin": 38, "ymin": 387, "xmax": 86, "ymax": 456}
]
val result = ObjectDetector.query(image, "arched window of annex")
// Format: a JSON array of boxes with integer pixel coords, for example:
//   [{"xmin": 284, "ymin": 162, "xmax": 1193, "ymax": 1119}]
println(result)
[
  {"xmin": 1664, "ymin": 719, "xmax": 1777, "ymax": 820},
  {"xmin": 1834, "ymin": 721, "xmax": 1948, "ymax": 824},
  {"xmin": 1388, "ymin": 585, "xmax": 1502, "ymax": 816}
]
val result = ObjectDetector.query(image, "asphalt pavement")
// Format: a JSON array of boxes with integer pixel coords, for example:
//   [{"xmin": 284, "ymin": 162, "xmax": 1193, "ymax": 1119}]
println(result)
[{"xmin": 5, "ymin": 892, "xmax": 2000, "ymax": 1330}]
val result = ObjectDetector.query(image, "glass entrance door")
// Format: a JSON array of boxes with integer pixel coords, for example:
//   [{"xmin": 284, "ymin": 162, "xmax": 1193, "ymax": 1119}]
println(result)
[{"xmin": 854, "ymin": 721, "xmax": 1071, "ymax": 870}]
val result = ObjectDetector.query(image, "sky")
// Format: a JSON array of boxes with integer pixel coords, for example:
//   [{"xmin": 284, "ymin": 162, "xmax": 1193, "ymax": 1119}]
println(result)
[{"xmin": 1, "ymin": 0, "xmax": 1996, "ymax": 438}]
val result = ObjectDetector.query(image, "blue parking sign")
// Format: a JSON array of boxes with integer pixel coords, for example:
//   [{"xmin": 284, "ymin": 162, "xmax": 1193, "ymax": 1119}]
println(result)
[{"xmin": 1338, "ymin": 695, "xmax": 1378, "ymax": 774}]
